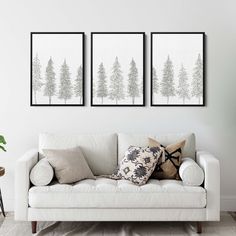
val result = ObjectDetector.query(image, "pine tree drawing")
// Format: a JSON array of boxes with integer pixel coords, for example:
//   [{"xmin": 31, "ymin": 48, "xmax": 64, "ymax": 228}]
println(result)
[
  {"xmin": 74, "ymin": 65, "xmax": 83, "ymax": 104},
  {"xmin": 127, "ymin": 58, "xmax": 139, "ymax": 104},
  {"xmin": 140, "ymin": 77, "xmax": 143, "ymax": 95},
  {"xmin": 97, "ymin": 63, "xmax": 108, "ymax": 104},
  {"xmin": 44, "ymin": 57, "xmax": 56, "ymax": 104},
  {"xmin": 32, "ymin": 54, "xmax": 43, "ymax": 104},
  {"xmin": 58, "ymin": 60, "xmax": 73, "ymax": 104},
  {"xmin": 109, "ymin": 57, "xmax": 125, "ymax": 104},
  {"xmin": 191, "ymin": 54, "xmax": 203, "ymax": 104},
  {"xmin": 177, "ymin": 64, "xmax": 190, "ymax": 104},
  {"xmin": 161, "ymin": 55, "xmax": 175, "ymax": 104},
  {"xmin": 93, "ymin": 82, "xmax": 96, "ymax": 97},
  {"xmin": 152, "ymin": 67, "xmax": 159, "ymax": 95}
]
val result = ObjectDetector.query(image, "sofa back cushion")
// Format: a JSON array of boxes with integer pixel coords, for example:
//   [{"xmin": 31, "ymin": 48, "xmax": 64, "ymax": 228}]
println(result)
[
  {"xmin": 118, "ymin": 133, "xmax": 195, "ymax": 163},
  {"xmin": 39, "ymin": 133, "xmax": 117, "ymax": 175}
]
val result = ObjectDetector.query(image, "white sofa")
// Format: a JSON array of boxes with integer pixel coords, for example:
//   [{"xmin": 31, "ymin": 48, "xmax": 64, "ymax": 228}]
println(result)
[{"xmin": 15, "ymin": 133, "xmax": 220, "ymax": 234}]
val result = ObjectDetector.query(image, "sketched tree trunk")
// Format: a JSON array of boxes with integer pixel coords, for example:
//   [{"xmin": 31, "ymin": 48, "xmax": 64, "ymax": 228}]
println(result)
[
  {"xmin": 32, "ymin": 54, "xmax": 43, "ymax": 104},
  {"xmin": 74, "ymin": 65, "xmax": 83, "ymax": 104},
  {"xmin": 93, "ymin": 82, "xmax": 96, "ymax": 98},
  {"xmin": 127, "ymin": 58, "xmax": 139, "ymax": 104},
  {"xmin": 191, "ymin": 54, "xmax": 203, "ymax": 104},
  {"xmin": 152, "ymin": 67, "xmax": 159, "ymax": 97},
  {"xmin": 58, "ymin": 60, "xmax": 73, "ymax": 104},
  {"xmin": 97, "ymin": 63, "xmax": 108, "ymax": 104},
  {"xmin": 44, "ymin": 57, "xmax": 56, "ymax": 104},
  {"xmin": 139, "ymin": 77, "xmax": 143, "ymax": 96},
  {"xmin": 177, "ymin": 64, "xmax": 190, "ymax": 104},
  {"xmin": 109, "ymin": 57, "xmax": 125, "ymax": 104},
  {"xmin": 161, "ymin": 55, "xmax": 175, "ymax": 104}
]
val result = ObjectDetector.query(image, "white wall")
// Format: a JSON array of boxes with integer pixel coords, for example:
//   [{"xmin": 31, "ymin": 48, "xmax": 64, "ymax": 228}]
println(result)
[{"xmin": 0, "ymin": 0, "xmax": 235, "ymax": 211}]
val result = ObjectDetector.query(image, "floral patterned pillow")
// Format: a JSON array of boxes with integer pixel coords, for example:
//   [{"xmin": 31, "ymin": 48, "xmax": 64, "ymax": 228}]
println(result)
[{"xmin": 111, "ymin": 146, "xmax": 162, "ymax": 186}]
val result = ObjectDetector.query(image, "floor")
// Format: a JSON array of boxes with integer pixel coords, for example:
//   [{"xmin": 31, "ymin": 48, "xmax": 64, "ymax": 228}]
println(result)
[{"xmin": 0, "ymin": 212, "xmax": 236, "ymax": 235}]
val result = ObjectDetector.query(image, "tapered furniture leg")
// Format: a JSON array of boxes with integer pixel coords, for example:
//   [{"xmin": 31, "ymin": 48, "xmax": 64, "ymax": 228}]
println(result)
[
  {"xmin": 0, "ymin": 188, "xmax": 5, "ymax": 217},
  {"xmin": 31, "ymin": 221, "xmax": 37, "ymax": 234},
  {"xmin": 196, "ymin": 222, "xmax": 202, "ymax": 234}
]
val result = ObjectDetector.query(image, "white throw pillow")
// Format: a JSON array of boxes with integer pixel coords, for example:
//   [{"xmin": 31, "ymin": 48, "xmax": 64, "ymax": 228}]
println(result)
[
  {"xmin": 179, "ymin": 158, "xmax": 204, "ymax": 186},
  {"xmin": 30, "ymin": 158, "xmax": 54, "ymax": 186},
  {"xmin": 111, "ymin": 146, "xmax": 162, "ymax": 186}
]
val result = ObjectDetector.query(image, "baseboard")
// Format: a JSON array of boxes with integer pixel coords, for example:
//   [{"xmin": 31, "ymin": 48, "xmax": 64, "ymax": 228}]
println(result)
[{"xmin": 221, "ymin": 195, "xmax": 236, "ymax": 211}]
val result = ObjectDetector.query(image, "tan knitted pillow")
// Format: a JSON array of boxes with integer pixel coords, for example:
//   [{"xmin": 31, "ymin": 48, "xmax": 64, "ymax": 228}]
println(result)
[{"xmin": 148, "ymin": 138, "xmax": 186, "ymax": 180}]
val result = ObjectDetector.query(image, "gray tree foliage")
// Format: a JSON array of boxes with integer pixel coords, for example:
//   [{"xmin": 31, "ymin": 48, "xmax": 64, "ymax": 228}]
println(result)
[
  {"xmin": 140, "ymin": 77, "xmax": 143, "ymax": 95},
  {"xmin": 152, "ymin": 67, "xmax": 159, "ymax": 94},
  {"xmin": 161, "ymin": 55, "xmax": 175, "ymax": 104},
  {"xmin": 32, "ymin": 54, "xmax": 43, "ymax": 104},
  {"xmin": 58, "ymin": 60, "xmax": 73, "ymax": 104},
  {"xmin": 97, "ymin": 63, "xmax": 108, "ymax": 104},
  {"xmin": 93, "ymin": 82, "xmax": 96, "ymax": 97},
  {"xmin": 191, "ymin": 54, "xmax": 203, "ymax": 104},
  {"xmin": 109, "ymin": 57, "xmax": 125, "ymax": 104},
  {"xmin": 44, "ymin": 57, "xmax": 56, "ymax": 104},
  {"xmin": 177, "ymin": 64, "xmax": 190, "ymax": 104},
  {"xmin": 127, "ymin": 58, "xmax": 139, "ymax": 104},
  {"xmin": 74, "ymin": 65, "xmax": 83, "ymax": 104}
]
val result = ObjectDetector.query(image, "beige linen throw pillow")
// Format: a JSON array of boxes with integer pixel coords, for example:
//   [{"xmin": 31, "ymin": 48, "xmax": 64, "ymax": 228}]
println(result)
[
  {"xmin": 148, "ymin": 138, "xmax": 186, "ymax": 180},
  {"xmin": 43, "ymin": 147, "xmax": 95, "ymax": 184}
]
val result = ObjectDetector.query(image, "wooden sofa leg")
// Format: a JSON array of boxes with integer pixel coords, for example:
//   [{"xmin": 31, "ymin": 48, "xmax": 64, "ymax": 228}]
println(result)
[
  {"xmin": 196, "ymin": 222, "xmax": 202, "ymax": 234},
  {"xmin": 31, "ymin": 221, "xmax": 37, "ymax": 234}
]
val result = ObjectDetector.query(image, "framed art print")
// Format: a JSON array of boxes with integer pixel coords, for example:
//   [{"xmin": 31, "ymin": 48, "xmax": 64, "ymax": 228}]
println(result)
[
  {"xmin": 151, "ymin": 32, "xmax": 205, "ymax": 106},
  {"xmin": 91, "ymin": 32, "xmax": 145, "ymax": 106},
  {"xmin": 31, "ymin": 32, "xmax": 85, "ymax": 106}
]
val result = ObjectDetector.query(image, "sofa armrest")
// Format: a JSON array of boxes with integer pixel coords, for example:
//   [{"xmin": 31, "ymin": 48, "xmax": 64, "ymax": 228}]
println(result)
[
  {"xmin": 196, "ymin": 151, "xmax": 220, "ymax": 221},
  {"xmin": 15, "ymin": 149, "xmax": 38, "ymax": 221}
]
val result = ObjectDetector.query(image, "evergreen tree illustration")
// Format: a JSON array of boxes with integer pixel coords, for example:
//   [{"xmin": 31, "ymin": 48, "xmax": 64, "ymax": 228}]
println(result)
[
  {"xmin": 177, "ymin": 64, "xmax": 190, "ymax": 104},
  {"xmin": 32, "ymin": 54, "xmax": 43, "ymax": 104},
  {"xmin": 139, "ymin": 77, "xmax": 143, "ymax": 96},
  {"xmin": 127, "ymin": 58, "xmax": 139, "ymax": 104},
  {"xmin": 161, "ymin": 55, "xmax": 175, "ymax": 104},
  {"xmin": 93, "ymin": 81, "xmax": 96, "ymax": 97},
  {"xmin": 44, "ymin": 57, "xmax": 56, "ymax": 105},
  {"xmin": 191, "ymin": 54, "xmax": 203, "ymax": 104},
  {"xmin": 97, "ymin": 63, "xmax": 108, "ymax": 104},
  {"xmin": 58, "ymin": 59, "xmax": 73, "ymax": 104},
  {"xmin": 74, "ymin": 65, "xmax": 83, "ymax": 104},
  {"xmin": 109, "ymin": 57, "xmax": 125, "ymax": 104},
  {"xmin": 152, "ymin": 67, "xmax": 159, "ymax": 95}
]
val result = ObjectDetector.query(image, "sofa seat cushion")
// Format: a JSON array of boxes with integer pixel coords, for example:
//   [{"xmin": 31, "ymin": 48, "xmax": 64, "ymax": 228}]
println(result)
[{"xmin": 29, "ymin": 177, "xmax": 206, "ymax": 209}]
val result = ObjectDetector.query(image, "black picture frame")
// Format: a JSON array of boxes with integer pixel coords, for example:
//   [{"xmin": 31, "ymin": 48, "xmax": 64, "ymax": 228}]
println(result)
[
  {"xmin": 151, "ymin": 32, "xmax": 205, "ymax": 106},
  {"xmin": 91, "ymin": 32, "xmax": 145, "ymax": 107},
  {"xmin": 30, "ymin": 32, "xmax": 85, "ymax": 106}
]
